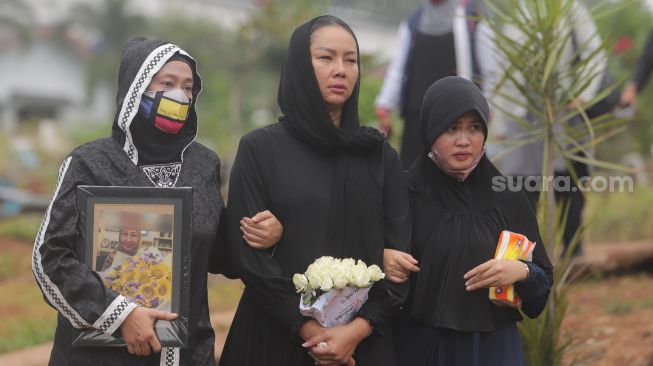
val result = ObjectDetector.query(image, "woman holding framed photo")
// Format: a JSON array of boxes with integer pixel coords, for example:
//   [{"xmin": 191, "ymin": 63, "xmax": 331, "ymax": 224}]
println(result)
[{"xmin": 32, "ymin": 37, "xmax": 281, "ymax": 366}]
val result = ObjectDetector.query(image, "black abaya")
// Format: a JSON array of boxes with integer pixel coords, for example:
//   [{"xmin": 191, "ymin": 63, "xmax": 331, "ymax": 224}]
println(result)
[
  {"xmin": 219, "ymin": 15, "xmax": 410, "ymax": 366},
  {"xmin": 220, "ymin": 124, "xmax": 409, "ymax": 366},
  {"xmin": 394, "ymin": 77, "xmax": 553, "ymax": 365}
]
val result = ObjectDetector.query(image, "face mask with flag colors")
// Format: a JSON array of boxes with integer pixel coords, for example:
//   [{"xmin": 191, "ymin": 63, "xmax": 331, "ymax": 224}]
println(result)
[{"xmin": 139, "ymin": 89, "xmax": 191, "ymax": 134}]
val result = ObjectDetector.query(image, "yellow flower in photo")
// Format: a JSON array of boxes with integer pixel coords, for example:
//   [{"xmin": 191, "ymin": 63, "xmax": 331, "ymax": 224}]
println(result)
[
  {"xmin": 156, "ymin": 282, "xmax": 170, "ymax": 298},
  {"xmin": 139, "ymin": 285, "xmax": 156, "ymax": 300},
  {"xmin": 100, "ymin": 249, "xmax": 173, "ymax": 308},
  {"xmin": 150, "ymin": 266, "xmax": 164, "ymax": 280}
]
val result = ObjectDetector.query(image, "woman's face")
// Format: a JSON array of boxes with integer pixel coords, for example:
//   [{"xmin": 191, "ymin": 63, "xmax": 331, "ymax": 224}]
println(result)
[
  {"xmin": 431, "ymin": 111, "xmax": 485, "ymax": 171},
  {"xmin": 310, "ymin": 25, "xmax": 359, "ymax": 113},
  {"xmin": 146, "ymin": 60, "xmax": 194, "ymax": 99}
]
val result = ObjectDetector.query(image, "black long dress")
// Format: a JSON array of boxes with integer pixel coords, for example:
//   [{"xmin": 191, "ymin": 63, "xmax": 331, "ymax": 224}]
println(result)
[
  {"xmin": 219, "ymin": 16, "xmax": 411, "ymax": 366},
  {"xmin": 220, "ymin": 124, "xmax": 409, "ymax": 365},
  {"xmin": 394, "ymin": 77, "xmax": 553, "ymax": 366}
]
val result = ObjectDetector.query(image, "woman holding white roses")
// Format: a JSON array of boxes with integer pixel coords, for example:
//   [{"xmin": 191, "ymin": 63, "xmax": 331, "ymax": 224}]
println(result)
[
  {"xmin": 219, "ymin": 15, "xmax": 411, "ymax": 366},
  {"xmin": 384, "ymin": 76, "xmax": 553, "ymax": 365}
]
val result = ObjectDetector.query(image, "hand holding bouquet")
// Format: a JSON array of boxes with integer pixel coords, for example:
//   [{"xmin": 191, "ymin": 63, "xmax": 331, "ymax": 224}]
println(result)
[{"xmin": 293, "ymin": 256, "xmax": 384, "ymax": 327}]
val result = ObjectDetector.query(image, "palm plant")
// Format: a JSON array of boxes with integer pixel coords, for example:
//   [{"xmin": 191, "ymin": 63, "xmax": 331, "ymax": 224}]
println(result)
[{"xmin": 481, "ymin": 0, "xmax": 634, "ymax": 363}]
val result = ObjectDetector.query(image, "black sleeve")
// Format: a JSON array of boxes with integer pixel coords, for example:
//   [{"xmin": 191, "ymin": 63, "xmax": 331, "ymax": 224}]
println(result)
[
  {"xmin": 206, "ymin": 155, "xmax": 238, "ymax": 277},
  {"xmin": 357, "ymin": 144, "xmax": 411, "ymax": 332},
  {"xmin": 225, "ymin": 136, "xmax": 308, "ymax": 334},
  {"xmin": 633, "ymin": 31, "xmax": 653, "ymax": 91},
  {"xmin": 208, "ymin": 213, "xmax": 238, "ymax": 278},
  {"xmin": 32, "ymin": 155, "xmax": 137, "ymax": 334},
  {"xmin": 509, "ymin": 192, "xmax": 553, "ymax": 319}
]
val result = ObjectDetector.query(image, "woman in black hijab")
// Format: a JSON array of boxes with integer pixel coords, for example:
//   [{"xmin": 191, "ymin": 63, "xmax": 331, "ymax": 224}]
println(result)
[
  {"xmin": 219, "ymin": 15, "xmax": 411, "ymax": 366},
  {"xmin": 384, "ymin": 76, "xmax": 553, "ymax": 365}
]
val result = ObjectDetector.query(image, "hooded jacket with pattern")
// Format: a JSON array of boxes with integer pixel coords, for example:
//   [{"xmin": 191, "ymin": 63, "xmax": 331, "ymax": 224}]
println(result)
[{"xmin": 31, "ymin": 38, "xmax": 224, "ymax": 366}]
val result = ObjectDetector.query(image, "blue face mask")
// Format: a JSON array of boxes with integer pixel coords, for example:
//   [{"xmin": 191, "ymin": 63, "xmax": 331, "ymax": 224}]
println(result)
[{"xmin": 138, "ymin": 89, "xmax": 191, "ymax": 134}]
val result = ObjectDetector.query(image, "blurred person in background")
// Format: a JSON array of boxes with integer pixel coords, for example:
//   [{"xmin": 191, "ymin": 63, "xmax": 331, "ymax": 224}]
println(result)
[
  {"xmin": 32, "ymin": 37, "xmax": 281, "ymax": 366},
  {"xmin": 620, "ymin": 30, "xmax": 653, "ymax": 110},
  {"xmin": 375, "ymin": 0, "xmax": 475, "ymax": 168}
]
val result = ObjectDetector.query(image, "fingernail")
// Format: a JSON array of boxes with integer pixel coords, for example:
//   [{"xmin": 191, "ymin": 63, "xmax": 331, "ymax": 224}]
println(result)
[{"xmin": 302, "ymin": 342, "xmax": 308, "ymax": 347}]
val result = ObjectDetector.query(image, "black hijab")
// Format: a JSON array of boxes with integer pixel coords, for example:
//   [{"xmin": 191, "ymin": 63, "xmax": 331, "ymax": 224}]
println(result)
[
  {"xmin": 277, "ymin": 15, "xmax": 384, "ymax": 155},
  {"xmin": 406, "ymin": 77, "xmax": 552, "ymax": 331},
  {"xmin": 277, "ymin": 16, "xmax": 386, "ymax": 258}
]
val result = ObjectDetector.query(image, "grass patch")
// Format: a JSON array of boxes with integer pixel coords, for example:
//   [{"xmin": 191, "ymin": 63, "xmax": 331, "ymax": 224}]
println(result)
[
  {"xmin": 0, "ymin": 317, "xmax": 56, "ymax": 353},
  {"xmin": 207, "ymin": 275, "xmax": 244, "ymax": 313},
  {"xmin": 604, "ymin": 301, "xmax": 633, "ymax": 315},
  {"xmin": 585, "ymin": 185, "xmax": 653, "ymax": 243},
  {"xmin": 0, "ymin": 251, "xmax": 32, "ymax": 282},
  {"xmin": 589, "ymin": 186, "xmax": 653, "ymax": 241},
  {"xmin": 0, "ymin": 214, "xmax": 41, "ymax": 243},
  {"xmin": 640, "ymin": 299, "xmax": 653, "ymax": 309},
  {"xmin": 0, "ymin": 280, "xmax": 57, "ymax": 354}
]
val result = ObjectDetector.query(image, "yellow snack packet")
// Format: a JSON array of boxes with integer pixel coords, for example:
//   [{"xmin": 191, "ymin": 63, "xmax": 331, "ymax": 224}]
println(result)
[{"xmin": 489, "ymin": 230, "xmax": 536, "ymax": 307}]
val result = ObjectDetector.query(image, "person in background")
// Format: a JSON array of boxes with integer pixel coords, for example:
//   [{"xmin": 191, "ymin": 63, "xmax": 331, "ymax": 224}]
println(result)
[
  {"xmin": 375, "ymin": 0, "xmax": 475, "ymax": 168},
  {"xmin": 620, "ymin": 30, "xmax": 653, "ymax": 110}
]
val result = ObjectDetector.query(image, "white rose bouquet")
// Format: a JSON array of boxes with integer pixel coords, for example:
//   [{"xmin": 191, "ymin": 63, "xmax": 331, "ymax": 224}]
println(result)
[{"xmin": 293, "ymin": 256, "xmax": 385, "ymax": 327}]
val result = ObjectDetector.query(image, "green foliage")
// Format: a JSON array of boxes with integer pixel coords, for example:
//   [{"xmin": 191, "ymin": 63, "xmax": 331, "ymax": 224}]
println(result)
[
  {"xmin": 0, "ymin": 0, "xmax": 33, "ymax": 45},
  {"xmin": 0, "ymin": 280, "xmax": 58, "ymax": 354},
  {"xmin": 0, "ymin": 318, "xmax": 56, "ymax": 353},
  {"xmin": 604, "ymin": 301, "xmax": 633, "ymax": 314},
  {"xmin": 0, "ymin": 250, "xmax": 32, "ymax": 282},
  {"xmin": 484, "ymin": 0, "xmax": 636, "ymax": 364},
  {"xmin": 66, "ymin": 0, "xmax": 150, "ymax": 98},
  {"xmin": 586, "ymin": 185, "xmax": 653, "ymax": 242},
  {"xmin": 0, "ymin": 214, "xmax": 41, "ymax": 243},
  {"xmin": 594, "ymin": 0, "xmax": 653, "ymax": 157}
]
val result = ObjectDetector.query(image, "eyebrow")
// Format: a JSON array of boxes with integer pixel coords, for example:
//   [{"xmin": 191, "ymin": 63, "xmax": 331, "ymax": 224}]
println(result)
[
  {"xmin": 314, "ymin": 47, "xmax": 357, "ymax": 56},
  {"xmin": 155, "ymin": 72, "xmax": 193, "ymax": 83}
]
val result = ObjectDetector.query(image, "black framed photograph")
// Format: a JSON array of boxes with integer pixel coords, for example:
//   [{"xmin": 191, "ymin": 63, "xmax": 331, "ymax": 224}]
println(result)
[{"xmin": 72, "ymin": 186, "xmax": 192, "ymax": 348}]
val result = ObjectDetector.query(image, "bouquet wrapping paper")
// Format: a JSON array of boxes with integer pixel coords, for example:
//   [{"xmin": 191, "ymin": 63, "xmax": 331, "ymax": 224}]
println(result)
[{"xmin": 293, "ymin": 256, "xmax": 384, "ymax": 327}]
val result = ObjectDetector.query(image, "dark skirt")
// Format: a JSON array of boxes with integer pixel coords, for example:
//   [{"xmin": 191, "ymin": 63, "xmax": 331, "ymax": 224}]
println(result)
[
  {"xmin": 220, "ymin": 291, "xmax": 398, "ymax": 366},
  {"xmin": 393, "ymin": 312, "xmax": 526, "ymax": 366}
]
